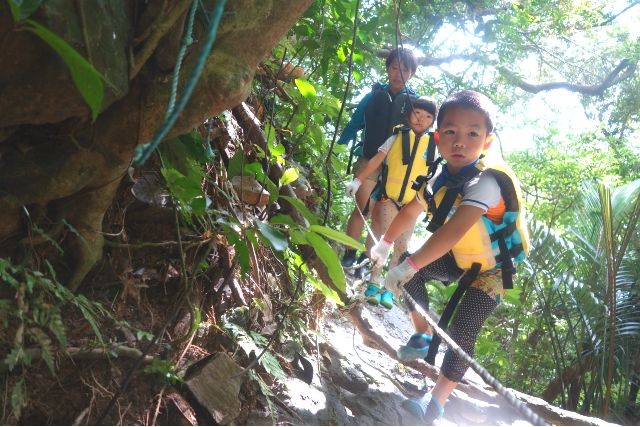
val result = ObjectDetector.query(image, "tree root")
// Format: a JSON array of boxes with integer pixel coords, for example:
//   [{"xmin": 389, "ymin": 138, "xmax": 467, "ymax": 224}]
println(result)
[{"xmin": 346, "ymin": 304, "xmax": 439, "ymax": 381}]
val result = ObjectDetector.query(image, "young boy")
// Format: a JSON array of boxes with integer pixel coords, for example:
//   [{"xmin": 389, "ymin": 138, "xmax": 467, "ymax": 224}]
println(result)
[
  {"xmin": 338, "ymin": 48, "xmax": 419, "ymax": 274},
  {"xmin": 371, "ymin": 90, "xmax": 529, "ymax": 423},
  {"xmin": 345, "ymin": 96, "xmax": 437, "ymax": 309}
]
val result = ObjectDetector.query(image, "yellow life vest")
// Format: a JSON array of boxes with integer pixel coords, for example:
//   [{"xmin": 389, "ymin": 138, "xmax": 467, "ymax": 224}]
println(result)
[
  {"xmin": 416, "ymin": 158, "xmax": 530, "ymax": 287},
  {"xmin": 382, "ymin": 127, "xmax": 436, "ymax": 205}
]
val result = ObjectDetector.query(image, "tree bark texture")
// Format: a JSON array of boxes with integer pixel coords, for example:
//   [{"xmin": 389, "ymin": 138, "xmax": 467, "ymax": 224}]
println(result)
[{"xmin": 0, "ymin": 0, "xmax": 313, "ymax": 289}]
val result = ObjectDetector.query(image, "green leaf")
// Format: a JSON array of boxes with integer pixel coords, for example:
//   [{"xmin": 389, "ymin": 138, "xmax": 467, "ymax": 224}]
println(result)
[
  {"xmin": 306, "ymin": 273, "xmax": 343, "ymax": 306},
  {"xmin": 308, "ymin": 225, "xmax": 364, "ymax": 251},
  {"xmin": 256, "ymin": 221, "xmax": 288, "ymax": 251},
  {"xmin": 25, "ymin": 19, "xmax": 104, "ymax": 121},
  {"xmin": 503, "ymin": 288, "xmax": 522, "ymax": 306},
  {"xmin": 259, "ymin": 351, "xmax": 287, "ymax": 381},
  {"xmin": 294, "ymin": 78, "xmax": 317, "ymax": 99},
  {"xmin": 279, "ymin": 167, "xmax": 300, "ymax": 187},
  {"xmin": 269, "ymin": 214, "xmax": 297, "ymax": 226},
  {"xmin": 279, "ymin": 195, "xmax": 319, "ymax": 225},
  {"xmin": 271, "ymin": 142, "xmax": 286, "ymax": 157},
  {"xmin": 7, "ymin": 0, "xmax": 43, "ymax": 21},
  {"xmin": 305, "ymin": 231, "xmax": 346, "ymax": 293},
  {"xmin": 223, "ymin": 225, "xmax": 252, "ymax": 274},
  {"xmin": 11, "ymin": 378, "xmax": 26, "ymax": 419}
]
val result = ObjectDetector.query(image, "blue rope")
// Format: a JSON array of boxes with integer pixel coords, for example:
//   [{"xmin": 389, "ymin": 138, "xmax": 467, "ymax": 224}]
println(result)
[{"xmin": 134, "ymin": 0, "xmax": 228, "ymax": 166}]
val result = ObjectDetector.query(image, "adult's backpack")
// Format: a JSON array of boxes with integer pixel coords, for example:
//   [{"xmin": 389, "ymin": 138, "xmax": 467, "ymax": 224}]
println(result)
[{"xmin": 360, "ymin": 84, "xmax": 412, "ymax": 159}]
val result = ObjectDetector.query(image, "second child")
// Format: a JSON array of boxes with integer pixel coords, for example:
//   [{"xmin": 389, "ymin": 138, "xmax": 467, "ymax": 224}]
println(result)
[{"xmin": 345, "ymin": 96, "xmax": 438, "ymax": 308}]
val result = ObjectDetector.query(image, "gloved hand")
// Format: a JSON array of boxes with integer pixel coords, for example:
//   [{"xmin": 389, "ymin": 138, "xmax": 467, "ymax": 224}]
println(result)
[
  {"xmin": 370, "ymin": 236, "xmax": 392, "ymax": 267},
  {"xmin": 345, "ymin": 178, "xmax": 362, "ymax": 198},
  {"xmin": 381, "ymin": 258, "xmax": 418, "ymax": 294}
]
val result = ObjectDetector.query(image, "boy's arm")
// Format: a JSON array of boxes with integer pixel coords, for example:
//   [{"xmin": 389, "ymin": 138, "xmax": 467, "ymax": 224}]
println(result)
[
  {"xmin": 381, "ymin": 205, "xmax": 484, "ymax": 293},
  {"xmin": 410, "ymin": 205, "xmax": 484, "ymax": 268}
]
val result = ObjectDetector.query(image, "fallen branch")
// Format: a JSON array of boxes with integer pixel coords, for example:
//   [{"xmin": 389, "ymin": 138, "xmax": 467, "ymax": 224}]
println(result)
[{"xmin": 0, "ymin": 345, "xmax": 154, "ymax": 374}]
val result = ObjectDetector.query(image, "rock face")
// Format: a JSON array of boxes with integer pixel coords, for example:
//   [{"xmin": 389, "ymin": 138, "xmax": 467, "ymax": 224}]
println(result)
[{"xmin": 271, "ymin": 296, "xmax": 617, "ymax": 426}]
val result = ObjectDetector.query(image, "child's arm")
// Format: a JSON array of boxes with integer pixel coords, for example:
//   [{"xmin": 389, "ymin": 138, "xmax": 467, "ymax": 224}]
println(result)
[
  {"xmin": 355, "ymin": 150, "xmax": 385, "ymax": 182},
  {"xmin": 381, "ymin": 205, "xmax": 485, "ymax": 293},
  {"xmin": 345, "ymin": 150, "xmax": 386, "ymax": 197},
  {"xmin": 410, "ymin": 205, "xmax": 485, "ymax": 268},
  {"xmin": 370, "ymin": 198, "xmax": 423, "ymax": 264}
]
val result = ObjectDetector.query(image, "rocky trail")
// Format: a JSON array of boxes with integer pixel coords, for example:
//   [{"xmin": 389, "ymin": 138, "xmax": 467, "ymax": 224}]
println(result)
[{"xmin": 257, "ymin": 281, "xmax": 616, "ymax": 426}]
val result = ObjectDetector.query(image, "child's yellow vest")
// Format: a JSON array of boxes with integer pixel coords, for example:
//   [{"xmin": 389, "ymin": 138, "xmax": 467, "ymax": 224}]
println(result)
[
  {"xmin": 416, "ymin": 158, "xmax": 530, "ymax": 287},
  {"xmin": 382, "ymin": 128, "xmax": 435, "ymax": 205}
]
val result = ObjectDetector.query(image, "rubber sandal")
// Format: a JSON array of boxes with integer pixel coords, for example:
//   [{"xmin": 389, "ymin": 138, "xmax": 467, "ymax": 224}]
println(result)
[
  {"xmin": 364, "ymin": 283, "xmax": 381, "ymax": 305},
  {"xmin": 380, "ymin": 290, "xmax": 394, "ymax": 309}
]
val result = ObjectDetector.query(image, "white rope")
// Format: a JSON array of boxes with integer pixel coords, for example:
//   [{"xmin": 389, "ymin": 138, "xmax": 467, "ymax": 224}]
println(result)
[{"xmin": 402, "ymin": 289, "xmax": 548, "ymax": 426}]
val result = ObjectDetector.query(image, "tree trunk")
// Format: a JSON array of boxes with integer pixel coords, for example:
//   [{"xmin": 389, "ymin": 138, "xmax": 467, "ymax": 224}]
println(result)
[{"xmin": 0, "ymin": 0, "xmax": 313, "ymax": 289}]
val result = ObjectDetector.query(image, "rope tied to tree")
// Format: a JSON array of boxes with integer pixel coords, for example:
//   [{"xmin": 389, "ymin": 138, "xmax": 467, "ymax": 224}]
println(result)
[{"xmin": 134, "ymin": 0, "xmax": 228, "ymax": 166}]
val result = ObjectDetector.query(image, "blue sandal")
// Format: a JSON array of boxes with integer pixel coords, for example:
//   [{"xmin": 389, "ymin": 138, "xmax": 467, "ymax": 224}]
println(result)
[
  {"xmin": 364, "ymin": 283, "xmax": 381, "ymax": 305},
  {"xmin": 380, "ymin": 290, "xmax": 394, "ymax": 309}
]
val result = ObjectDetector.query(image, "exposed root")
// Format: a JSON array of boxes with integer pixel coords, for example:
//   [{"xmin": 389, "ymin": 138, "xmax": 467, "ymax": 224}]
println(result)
[{"xmin": 346, "ymin": 304, "xmax": 439, "ymax": 381}]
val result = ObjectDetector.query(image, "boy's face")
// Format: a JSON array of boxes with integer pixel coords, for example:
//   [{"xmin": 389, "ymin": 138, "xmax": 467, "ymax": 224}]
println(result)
[
  {"xmin": 387, "ymin": 59, "xmax": 414, "ymax": 93},
  {"xmin": 408, "ymin": 108, "xmax": 434, "ymax": 134},
  {"xmin": 436, "ymin": 107, "xmax": 493, "ymax": 173}
]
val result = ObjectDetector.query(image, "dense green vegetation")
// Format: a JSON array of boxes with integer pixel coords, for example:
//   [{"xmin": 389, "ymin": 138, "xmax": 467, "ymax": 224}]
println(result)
[{"xmin": 265, "ymin": 1, "xmax": 640, "ymax": 422}]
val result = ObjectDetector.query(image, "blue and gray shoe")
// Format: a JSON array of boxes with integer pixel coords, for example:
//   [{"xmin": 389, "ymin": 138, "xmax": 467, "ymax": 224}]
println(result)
[
  {"xmin": 397, "ymin": 333, "xmax": 432, "ymax": 361},
  {"xmin": 402, "ymin": 392, "xmax": 444, "ymax": 424},
  {"xmin": 380, "ymin": 290, "xmax": 394, "ymax": 309},
  {"xmin": 364, "ymin": 283, "xmax": 381, "ymax": 305}
]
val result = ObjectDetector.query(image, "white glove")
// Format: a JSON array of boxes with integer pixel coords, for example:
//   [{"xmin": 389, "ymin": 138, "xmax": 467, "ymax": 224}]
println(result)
[
  {"xmin": 370, "ymin": 236, "xmax": 392, "ymax": 267},
  {"xmin": 381, "ymin": 259, "xmax": 418, "ymax": 294},
  {"xmin": 345, "ymin": 178, "xmax": 362, "ymax": 198}
]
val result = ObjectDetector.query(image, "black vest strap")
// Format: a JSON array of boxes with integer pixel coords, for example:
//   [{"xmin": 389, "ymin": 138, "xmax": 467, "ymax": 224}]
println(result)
[
  {"xmin": 425, "ymin": 132, "xmax": 437, "ymax": 167},
  {"xmin": 425, "ymin": 262, "xmax": 482, "ymax": 365},
  {"xmin": 426, "ymin": 167, "xmax": 481, "ymax": 233},
  {"xmin": 401, "ymin": 128, "xmax": 411, "ymax": 165}
]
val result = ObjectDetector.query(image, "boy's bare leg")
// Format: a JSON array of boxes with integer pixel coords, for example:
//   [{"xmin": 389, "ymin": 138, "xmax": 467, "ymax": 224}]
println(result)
[
  {"xmin": 409, "ymin": 309, "xmax": 433, "ymax": 336},
  {"xmin": 430, "ymin": 375, "xmax": 458, "ymax": 408}
]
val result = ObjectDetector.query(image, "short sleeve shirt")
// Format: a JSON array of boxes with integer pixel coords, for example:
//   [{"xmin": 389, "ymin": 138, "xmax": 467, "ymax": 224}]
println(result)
[
  {"xmin": 456, "ymin": 173, "xmax": 506, "ymax": 223},
  {"xmin": 378, "ymin": 135, "xmax": 396, "ymax": 154}
]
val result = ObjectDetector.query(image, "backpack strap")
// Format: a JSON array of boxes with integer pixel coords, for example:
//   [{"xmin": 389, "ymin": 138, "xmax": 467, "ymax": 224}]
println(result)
[
  {"xmin": 489, "ymin": 225, "xmax": 522, "ymax": 289},
  {"xmin": 426, "ymin": 167, "xmax": 481, "ymax": 233}
]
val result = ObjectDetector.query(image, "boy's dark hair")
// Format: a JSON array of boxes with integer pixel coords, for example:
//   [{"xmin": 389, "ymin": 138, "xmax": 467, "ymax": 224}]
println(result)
[
  {"xmin": 411, "ymin": 96, "xmax": 437, "ymax": 118},
  {"xmin": 385, "ymin": 48, "xmax": 418, "ymax": 75},
  {"xmin": 436, "ymin": 90, "xmax": 497, "ymax": 133}
]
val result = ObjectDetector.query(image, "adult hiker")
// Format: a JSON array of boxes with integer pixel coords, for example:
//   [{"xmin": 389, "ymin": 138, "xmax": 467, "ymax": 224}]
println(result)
[
  {"xmin": 371, "ymin": 90, "xmax": 530, "ymax": 424},
  {"xmin": 338, "ymin": 47, "xmax": 419, "ymax": 277},
  {"xmin": 345, "ymin": 96, "xmax": 438, "ymax": 309}
]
